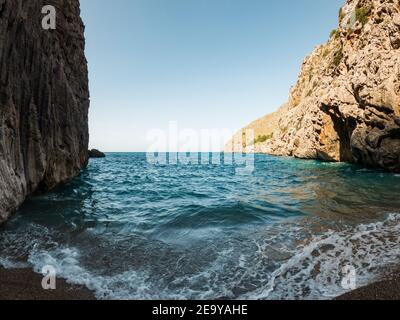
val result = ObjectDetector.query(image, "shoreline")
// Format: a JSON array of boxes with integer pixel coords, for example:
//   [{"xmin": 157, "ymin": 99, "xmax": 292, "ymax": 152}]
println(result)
[
  {"xmin": 336, "ymin": 270, "xmax": 400, "ymax": 300},
  {"xmin": 0, "ymin": 266, "xmax": 95, "ymax": 300},
  {"xmin": 1, "ymin": 266, "xmax": 399, "ymax": 300}
]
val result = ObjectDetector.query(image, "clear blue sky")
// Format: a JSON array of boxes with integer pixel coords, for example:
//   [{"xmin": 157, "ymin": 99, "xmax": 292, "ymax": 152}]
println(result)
[{"xmin": 80, "ymin": 0, "xmax": 344, "ymax": 152}]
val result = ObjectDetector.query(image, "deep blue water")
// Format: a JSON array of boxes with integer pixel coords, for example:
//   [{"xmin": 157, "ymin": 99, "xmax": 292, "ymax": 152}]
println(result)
[{"xmin": 1, "ymin": 153, "xmax": 400, "ymax": 299}]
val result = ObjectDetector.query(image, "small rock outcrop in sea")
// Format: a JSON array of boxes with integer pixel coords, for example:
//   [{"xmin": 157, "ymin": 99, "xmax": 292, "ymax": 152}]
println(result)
[
  {"xmin": 226, "ymin": 0, "xmax": 400, "ymax": 172},
  {"xmin": 0, "ymin": 0, "xmax": 89, "ymax": 223},
  {"xmin": 88, "ymin": 149, "xmax": 106, "ymax": 158}
]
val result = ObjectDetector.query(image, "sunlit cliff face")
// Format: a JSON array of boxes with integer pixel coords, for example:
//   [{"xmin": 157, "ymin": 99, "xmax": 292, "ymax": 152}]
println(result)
[{"xmin": 226, "ymin": 0, "xmax": 400, "ymax": 172}]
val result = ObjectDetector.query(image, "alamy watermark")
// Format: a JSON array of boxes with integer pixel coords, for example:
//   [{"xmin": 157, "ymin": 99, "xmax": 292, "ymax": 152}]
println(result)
[
  {"xmin": 145, "ymin": 121, "xmax": 255, "ymax": 174},
  {"xmin": 341, "ymin": 265, "xmax": 357, "ymax": 291},
  {"xmin": 41, "ymin": 265, "xmax": 57, "ymax": 290},
  {"xmin": 41, "ymin": 5, "xmax": 56, "ymax": 30}
]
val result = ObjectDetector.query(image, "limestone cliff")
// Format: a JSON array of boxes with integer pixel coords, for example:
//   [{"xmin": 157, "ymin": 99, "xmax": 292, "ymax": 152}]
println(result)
[
  {"xmin": 0, "ymin": 0, "xmax": 89, "ymax": 223},
  {"xmin": 226, "ymin": 0, "xmax": 400, "ymax": 172}
]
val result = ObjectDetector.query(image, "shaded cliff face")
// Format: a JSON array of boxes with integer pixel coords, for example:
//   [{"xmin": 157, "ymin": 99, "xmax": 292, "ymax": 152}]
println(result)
[
  {"xmin": 0, "ymin": 0, "xmax": 89, "ymax": 223},
  {"xmin": 226, "ymin": 0, "xmax": 400, "ymax": 172}
]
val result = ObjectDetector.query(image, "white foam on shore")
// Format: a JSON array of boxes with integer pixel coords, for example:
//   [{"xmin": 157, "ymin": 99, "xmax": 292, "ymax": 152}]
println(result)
[
  {"xmin": 244, "ymin": 213, "xmax": 400, "ymax": 300},
  {"xmin": 26, "ymin": 243, "xmax": 250, "ymax": 300},
  {"xmin": 1, "ymin": 214, "xmax": 400, "ymax": 300},
  {"xmin": 26, "ymin": 246, "xmax": 155, "ymax": 300},
  {"xmin": 0, "ymin": 257, "xmax": 29, "ymax": 269}
]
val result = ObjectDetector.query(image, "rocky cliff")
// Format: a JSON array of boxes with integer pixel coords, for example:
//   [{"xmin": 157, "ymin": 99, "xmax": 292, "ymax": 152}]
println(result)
[
  {"xmin": 0, "ymin": 0, "xmax": 89, "ymax": 223},
  {"xmin": 226, "ymin": 0, "xmax": 400, "ymax": 172}
]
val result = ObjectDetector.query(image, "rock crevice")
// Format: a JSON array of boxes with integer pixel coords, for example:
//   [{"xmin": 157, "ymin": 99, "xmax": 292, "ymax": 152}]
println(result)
[
  {"xmin": 226, "ymin": 0, "xmax": 400, "ymax": 172},
  {"xmin": 0, "ymin": 0, "xmax": 89, "ymax": 223}
]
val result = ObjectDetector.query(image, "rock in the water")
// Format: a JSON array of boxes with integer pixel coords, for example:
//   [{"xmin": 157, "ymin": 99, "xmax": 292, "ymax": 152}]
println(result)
[
  {"xmin": 0, "ymin": 0, "xmax": 89, "ymax": 223},
  {"xmin": 226, "ymin": 0, "xmax": 400, "ymax": 172},
  {"xmin": 88, "ymin": 149, "xmax": 106, "ymax": 158}
]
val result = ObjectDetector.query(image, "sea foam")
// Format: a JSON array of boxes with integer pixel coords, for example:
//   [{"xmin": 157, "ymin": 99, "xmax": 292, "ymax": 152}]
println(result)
[
  {"xmin": 1, "ymin": 213, "xmax": 396, "ymax": 300},
  {"xmin": 245, "ymin": 213, "xmax": 400, "ymax": 300}
]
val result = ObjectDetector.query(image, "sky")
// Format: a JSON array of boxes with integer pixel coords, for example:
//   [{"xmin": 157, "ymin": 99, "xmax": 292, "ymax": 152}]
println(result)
[{"xmin": 80, "ymin": 0, "xmax": 344, "ymax": 152}]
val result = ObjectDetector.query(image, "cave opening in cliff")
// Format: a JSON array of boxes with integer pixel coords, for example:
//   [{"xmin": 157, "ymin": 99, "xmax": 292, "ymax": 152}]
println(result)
[{"xmin": 321, "ymin": 104, "xmax": 356, "ymax": 163}]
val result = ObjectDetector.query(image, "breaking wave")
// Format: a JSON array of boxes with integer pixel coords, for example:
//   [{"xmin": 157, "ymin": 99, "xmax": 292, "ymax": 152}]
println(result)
[{"xmin": 1, "ymin": 153, "xmax": 400, "ymax": 299}]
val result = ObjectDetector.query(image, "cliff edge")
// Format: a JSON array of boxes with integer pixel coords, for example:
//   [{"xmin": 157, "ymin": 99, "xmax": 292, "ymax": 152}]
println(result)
[
  {"xmin": 226, "ymin": 0, "xmax": 400, "ymax": 172},
  {"xmin": 0, "ymin": 0, "xmax": 89, "ymax": 223}
]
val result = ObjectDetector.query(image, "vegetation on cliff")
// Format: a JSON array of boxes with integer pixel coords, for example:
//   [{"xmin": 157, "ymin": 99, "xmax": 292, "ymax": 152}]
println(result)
[{"xmin": 226, "ymin": 0, "xmax": 400, "ymax": 172}]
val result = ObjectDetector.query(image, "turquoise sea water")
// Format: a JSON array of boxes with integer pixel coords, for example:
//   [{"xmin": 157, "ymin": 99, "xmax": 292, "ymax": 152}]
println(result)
[{"xmin": 1, "ymin": 153, "xmax": 400, "ymax": 299}]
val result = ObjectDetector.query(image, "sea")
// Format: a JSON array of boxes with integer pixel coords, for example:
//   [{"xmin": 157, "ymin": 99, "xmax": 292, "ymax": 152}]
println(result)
[{"xmin": 1, "ymin": 153, "xmax": 400, "ymax": 300}]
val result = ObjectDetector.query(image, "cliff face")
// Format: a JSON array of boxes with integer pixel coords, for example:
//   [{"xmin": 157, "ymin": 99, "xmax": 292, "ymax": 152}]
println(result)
[
  {"xmin": 226, "ymin": 0, "xmax": 400, "ymax": 172},
  {"xmin": 0, "ymin": 0, "xmax": 89, "ymax": 223}
]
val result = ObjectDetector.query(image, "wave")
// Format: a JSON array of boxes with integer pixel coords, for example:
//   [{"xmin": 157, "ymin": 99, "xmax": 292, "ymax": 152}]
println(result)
[
  {"xmin": 2, "ymin": 213, "xmax": 400, "ymax": 300},
  {"xmin": 244, "ymin": 213, "xmax": 400, "ymax": 300}
]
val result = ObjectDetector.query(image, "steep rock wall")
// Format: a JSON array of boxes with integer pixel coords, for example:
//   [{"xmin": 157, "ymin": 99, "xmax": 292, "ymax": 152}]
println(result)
[
  {"xmin": 226, "ymin": 0, "xmax": 400, "ymax": 172},
  {"xmin": 0, "ymin": 0, "xmax": 89, "ymax": 223}
]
